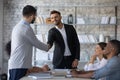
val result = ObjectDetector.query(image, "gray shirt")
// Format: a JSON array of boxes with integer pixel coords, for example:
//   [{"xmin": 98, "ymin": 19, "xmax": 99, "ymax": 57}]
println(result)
[{"xmin": 8, "ymin": 19, "xmax": 48, "ymax": 69}]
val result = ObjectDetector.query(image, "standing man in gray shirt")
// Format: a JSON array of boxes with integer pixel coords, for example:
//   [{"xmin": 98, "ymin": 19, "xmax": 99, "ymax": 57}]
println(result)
[{"xmin": 8, "ymin": 5, "xmax": 49, "ymax": 80}]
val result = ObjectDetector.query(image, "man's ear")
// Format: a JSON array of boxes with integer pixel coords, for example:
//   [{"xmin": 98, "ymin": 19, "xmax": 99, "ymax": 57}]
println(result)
[{"xmin": 112, "ymin": 47, "xmax": 116, "ymax": 53}]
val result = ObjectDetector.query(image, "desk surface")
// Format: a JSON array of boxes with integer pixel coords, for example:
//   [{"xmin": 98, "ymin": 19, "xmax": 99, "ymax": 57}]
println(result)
[
  {"xmin": 20, "ymin": 69, "xmax": 92, "ymax": 80},
  {"xmin": 20, "ymin": 76, "xmax": 91, "ymax": 80}
]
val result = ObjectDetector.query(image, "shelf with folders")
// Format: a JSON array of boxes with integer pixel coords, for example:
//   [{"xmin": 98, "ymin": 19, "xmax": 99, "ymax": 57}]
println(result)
[
  {"xmin": 74, "ymin": 16, "xmax": 117, "ymax": 25},
  {"xmin": 35, "ymin": 5, "xmax": 118, "ymax": 25},
  {"xmin": 77, "ymin": 34, "xmax": 98, "ymax": 44},
  {"xmin": 77, "ymin": 6, "xmax": 118, "ymax": 39}
]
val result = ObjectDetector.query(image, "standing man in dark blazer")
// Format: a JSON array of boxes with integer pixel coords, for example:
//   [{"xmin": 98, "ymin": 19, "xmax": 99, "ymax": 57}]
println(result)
[{"xmin": 47, "ymin": 10, "xmax": 80, "ymax": 69}]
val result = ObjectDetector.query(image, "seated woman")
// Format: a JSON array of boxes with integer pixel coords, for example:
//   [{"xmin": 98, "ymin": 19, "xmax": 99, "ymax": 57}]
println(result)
[{"xmin": 84, "ymin": 42, "xmax": 107, "ymax": 71}]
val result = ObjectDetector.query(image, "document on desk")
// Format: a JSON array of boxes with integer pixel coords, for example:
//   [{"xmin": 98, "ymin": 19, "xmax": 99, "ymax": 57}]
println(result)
[
  {"xmin": 52, "ymin": 69, "xmax": 70, "ymax": 76},
  {"xmin": 28, "ymin": 72, "xmax": 53, "ymax": 79}
]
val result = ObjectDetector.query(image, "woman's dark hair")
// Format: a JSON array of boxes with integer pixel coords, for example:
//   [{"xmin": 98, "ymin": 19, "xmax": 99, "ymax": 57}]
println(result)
[
  {"xmin": 50, "ymin": 10, "xmax": 61, "ymax": 16},
  {"xmin": 5, "ymin": 41, "xmax": 11, "ymax": 56},
  {"xmin": 22, "ymin": 5, "xmax": 36, "ymax": 17},
  {"xmin": 98, "ymin": 42, "xmax": 107, "ymax": 50},
  {"xmin": 97, "ymin": 42, "xmax": 107, "ymax": 59}
]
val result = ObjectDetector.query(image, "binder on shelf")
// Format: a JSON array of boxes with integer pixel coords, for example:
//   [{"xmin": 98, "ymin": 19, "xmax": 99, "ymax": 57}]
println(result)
[
  {"xmin": 99, "ymin": 34, "xmax": 104, "ymax": 42},
  {"xmin": 81, "ymin": 35, "xmax": 86, "ymax": 43},
  {"xmin": 84, "ymin": 35, "xmax": 90, "ymax": 43},
  {"xmin": 101, "ymin": 16, "xmax": 110, "ymax": 24},
  {"xmin": 110, "ymin": 16, "xmax": 116, "ymax": 24},
  {"xmin": 77, "ymin": 18, "xmax": 85, "ymax": 24},
  {"xmin": 78, "ymin": 35, "xmax": 83, "ymax": 43},
  {"xmin": 88, "ymin": 35, "xmax": 96, "ymax": 43}
]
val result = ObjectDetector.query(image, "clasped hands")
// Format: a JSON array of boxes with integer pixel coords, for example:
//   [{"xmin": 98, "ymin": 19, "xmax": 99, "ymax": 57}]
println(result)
[{"xmin": 26, "ymin": 64, "xmax": 50, "ymax": 75}]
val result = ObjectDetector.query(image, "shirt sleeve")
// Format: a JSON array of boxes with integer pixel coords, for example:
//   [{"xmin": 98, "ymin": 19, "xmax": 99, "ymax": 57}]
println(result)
[
  {"xmin": 93, "ymin": 57, "xmax": 120, "ymax": 79},
  {"xmin": 47, "ymin": 29, "xmax": 55, "ymax": 47},
  {"xmin": 25, "ymin": 27, "xmax": 48, "ymax": 51},
  {"xmin": 84, "ymin": 63, "xmax": 100, "ymax": 71}
]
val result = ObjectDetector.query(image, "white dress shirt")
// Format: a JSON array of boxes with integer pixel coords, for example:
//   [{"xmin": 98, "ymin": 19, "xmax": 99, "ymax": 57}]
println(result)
[
  {"xmin": 8, "ymin": 19, "xmax": 48, "ymax": 69},
  {"xmin": 84, "ymin": 58, "xmax": 107, "ymax": 71},
  {"xmin": 55, "ymin": 25, "xmax": 71, "ymax": 56}
]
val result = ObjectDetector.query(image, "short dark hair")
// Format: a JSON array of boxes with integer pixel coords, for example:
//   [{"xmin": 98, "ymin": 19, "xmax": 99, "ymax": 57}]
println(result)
[
  {"xmin": 109, "ymin": 39, "xmax": 120, "ymax": 55},
  {"xmin": 22, "ymin": 5, "xmax": 36, "ymax": 17},
  {"xmin": 50, "ymin": 10, "xmax": 61, "ymax": 16}
]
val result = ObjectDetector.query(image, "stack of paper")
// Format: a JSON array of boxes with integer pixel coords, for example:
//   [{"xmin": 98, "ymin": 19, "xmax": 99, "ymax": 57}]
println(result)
[
  {"xmin": 28, "ymin": 72, "xmax": 53, "ymax": 79},
  {"xmin": 52, "ymin": 69, "xmax": 70, "ymax": 76}
]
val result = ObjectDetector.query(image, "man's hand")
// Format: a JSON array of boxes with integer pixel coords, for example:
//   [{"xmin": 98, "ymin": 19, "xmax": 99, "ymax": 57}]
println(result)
[
  {"xmin": 70, "ymin": 69, "xmax": 80, "ymax": 77},
  {"xmin": 26, "ymin": 67, "xmax": 43, "ymax": 75},
  {"xmin": 42, "ymin": 64, "xmax": 50, "ymax": 71},
  {"xmin": 89, "ymin": 54, "xmax": 97, "ymax": 64},
  {"xmin": 72, "ymin": 59, "xmax": 78, "ymax": 68},
  {"xmin": 26, "ymin": 65, "xmax": 50, "ymax": 75},
  {"xmin": 47, "ymin": 44, "xmax": 51, "ymax": 51}
]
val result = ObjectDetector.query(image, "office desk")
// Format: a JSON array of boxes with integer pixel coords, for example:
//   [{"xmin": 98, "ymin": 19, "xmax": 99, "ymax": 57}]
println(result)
[
  {"xmin": 20, "ymin": 69, "xmax": 92, "ymax": 80},
  {"xmin": 20, "ymin": 76, "xmax": 91, "ymax": 80}
]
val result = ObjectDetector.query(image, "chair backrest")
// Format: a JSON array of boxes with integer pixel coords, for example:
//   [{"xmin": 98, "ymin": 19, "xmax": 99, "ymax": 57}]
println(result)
[{"xmin": 0, "ymin": 73, "xmax": 7, "ymax": 80}]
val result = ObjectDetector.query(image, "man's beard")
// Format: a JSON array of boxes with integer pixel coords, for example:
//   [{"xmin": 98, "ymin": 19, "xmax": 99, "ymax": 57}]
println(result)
[
  {"xmin": 31, "ymin": 18, "xmax": 35, "ymax": 24},
  {"xmin": 54, "ymin": 21, "xmax": 60, "ymax": 25}
]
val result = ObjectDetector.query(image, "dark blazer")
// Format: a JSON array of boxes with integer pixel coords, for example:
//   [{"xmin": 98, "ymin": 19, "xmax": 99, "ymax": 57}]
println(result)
[{"xmin": 47, "ymin": 24, "xmax": 80, "ymax": 67}]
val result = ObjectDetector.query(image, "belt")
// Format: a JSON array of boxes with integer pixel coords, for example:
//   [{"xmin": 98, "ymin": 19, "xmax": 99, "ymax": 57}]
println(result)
[{"xmin": 64, "ymin": 56, "xmax": 71, "ymax": 59}]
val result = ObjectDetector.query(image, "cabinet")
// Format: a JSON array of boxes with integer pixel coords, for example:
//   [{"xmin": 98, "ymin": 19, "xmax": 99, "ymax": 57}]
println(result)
[{"xmin": 32, "ymin": 5, "xmax": 118, "ymax": 67}]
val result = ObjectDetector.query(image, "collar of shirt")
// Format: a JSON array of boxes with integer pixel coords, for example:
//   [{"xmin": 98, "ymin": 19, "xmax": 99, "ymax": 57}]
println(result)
[
  {"xmin": 21, "ymin": 19, "xmax": 30, "ymax": 27},
  {"xmin": 55, "ymin": 25, "xmax": 65, "ymax": 31}
]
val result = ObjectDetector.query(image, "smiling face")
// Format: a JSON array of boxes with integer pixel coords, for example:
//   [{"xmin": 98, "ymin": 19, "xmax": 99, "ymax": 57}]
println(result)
[{"xmin": 50, "ymin": 13, "xmax": 62, "ymax": 25}]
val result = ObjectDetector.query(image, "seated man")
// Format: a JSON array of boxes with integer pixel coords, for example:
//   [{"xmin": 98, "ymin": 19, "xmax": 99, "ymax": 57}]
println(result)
[{"xmin": 71, "ymin": 40, "xmax": 120, "ymax": 80}]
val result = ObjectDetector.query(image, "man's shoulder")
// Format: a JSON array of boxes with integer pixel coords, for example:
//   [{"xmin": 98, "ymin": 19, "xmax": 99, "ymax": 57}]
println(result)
[
  {"xmin": 107, "ymin": 56, "xmax": 120, "ymax": 65},
  {"xmin": 49, "ymin": 27, "xmax": 56, "ymax": 31},
  {"xmin": 64, "ymin": 24, "xmax": 75, "ymax": 31},
  {"xmin": 64, "ymin": 24, "xmax": 73, "ymax": 27},
  {"xmin": 48, "ymin": 27, "xmax": 57, "ymax": 34}
]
